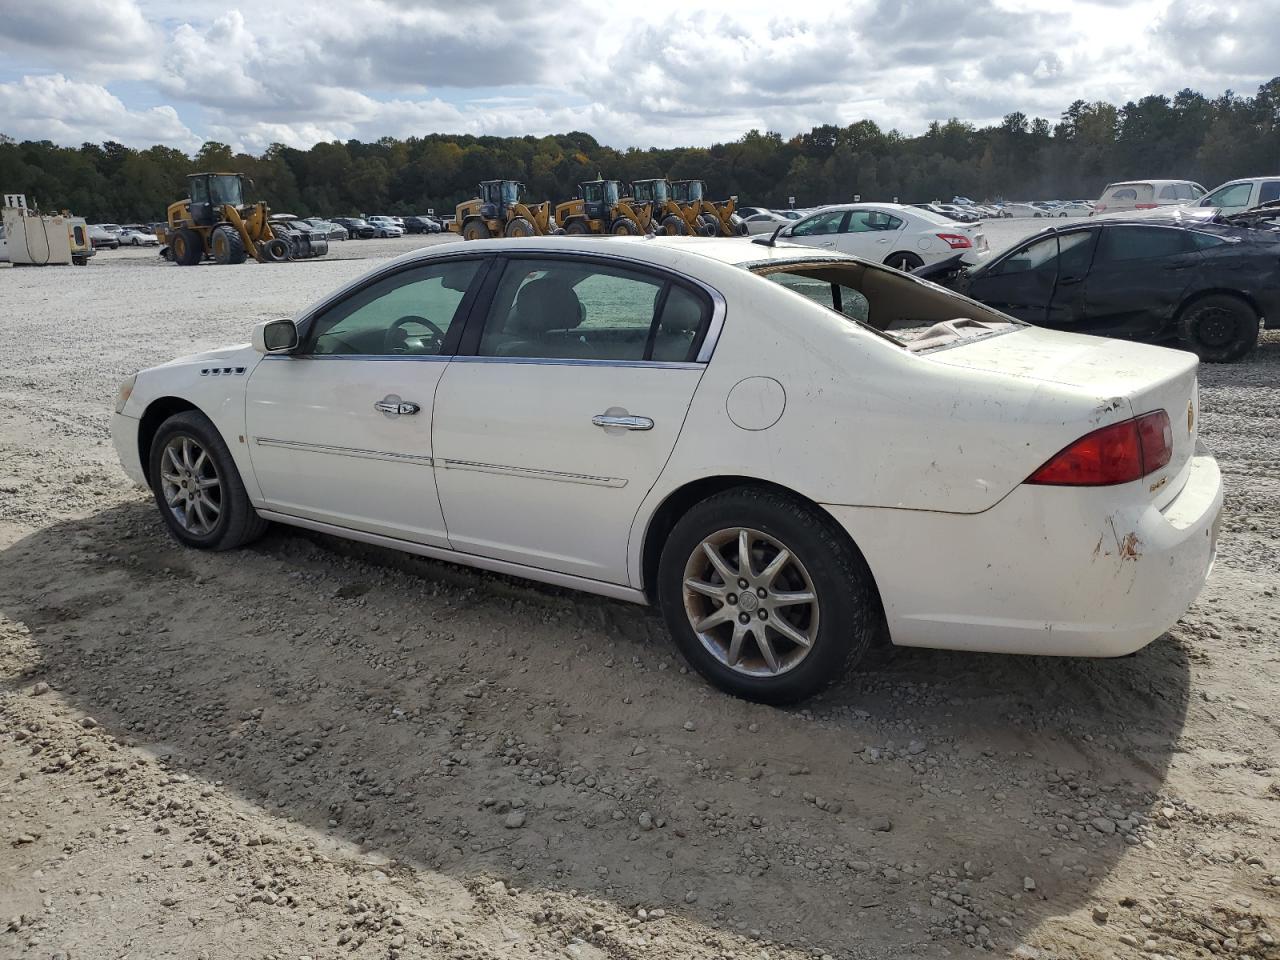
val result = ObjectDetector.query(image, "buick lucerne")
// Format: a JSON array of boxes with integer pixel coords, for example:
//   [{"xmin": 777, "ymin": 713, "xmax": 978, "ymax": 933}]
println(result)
[{"xmin": 112, "ymin": 236, "xmax": 1223, "ymax": 703}]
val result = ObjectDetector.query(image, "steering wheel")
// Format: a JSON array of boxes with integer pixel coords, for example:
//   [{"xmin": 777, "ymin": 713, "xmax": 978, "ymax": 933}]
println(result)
[{"xmin": 384, "ymin": 315, "xmax": 447, "ymax": 355}]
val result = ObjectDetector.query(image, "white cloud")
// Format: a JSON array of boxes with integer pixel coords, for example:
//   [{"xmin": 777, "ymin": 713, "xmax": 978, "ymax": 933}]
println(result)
[
  {"xmin": 0, "ymin": 74, "xmax": 200, "ymax": 150},
  {"xmin": 0, "ymin": 0, "xmax": 1276, "ymax": 153}
]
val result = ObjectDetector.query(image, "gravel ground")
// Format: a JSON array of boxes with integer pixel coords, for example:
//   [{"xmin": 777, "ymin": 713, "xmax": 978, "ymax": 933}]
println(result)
[{"xmin": 1, "ymin": 232, "xmax": 1278, "ymax": 960}]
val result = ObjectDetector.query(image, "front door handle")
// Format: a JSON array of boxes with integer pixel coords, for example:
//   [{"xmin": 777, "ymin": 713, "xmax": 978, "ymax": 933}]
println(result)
[
  {"xmin": 592, "ymin": 414, "xmax": 654, "ymax": 431},
  {"xmin": 375, "ymin": 396, "xmax": 420, "ymax": 416}
]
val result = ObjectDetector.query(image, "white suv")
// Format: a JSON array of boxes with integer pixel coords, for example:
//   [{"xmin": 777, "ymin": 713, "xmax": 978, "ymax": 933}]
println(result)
[
  {"xmin": 1092, "ymin": 180, "xmax": 1206, "ymax": 215},
  {"xmin": 1187, "ymin": 176, "xmax": 1280, "ymax": 215}
]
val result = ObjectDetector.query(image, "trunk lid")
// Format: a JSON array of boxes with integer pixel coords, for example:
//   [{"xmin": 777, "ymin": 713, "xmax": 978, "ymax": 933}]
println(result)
[{"xmin": 927, "ymin": 327, "xmax": 1199, "ymax": 507}]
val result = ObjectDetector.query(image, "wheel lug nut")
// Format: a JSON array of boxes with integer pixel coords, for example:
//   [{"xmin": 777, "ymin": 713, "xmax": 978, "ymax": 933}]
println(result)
[
  {"xmin": 726, "ymin": 593, "xmax": 737, "ymax": 606},
  {"xmin": 758, "ymin": 610, "xmax": 768, "ymax": 620},
  {"xmin": 738, "ymin": 578, "xmax": 748, "ymax": 589},
  {"xmin": 757, "ymin": 587, "xmax": 767, "ymax": 598},
  {"xmin": 738, "ymin": 612, "xmax": 750, "ymax": 625}
]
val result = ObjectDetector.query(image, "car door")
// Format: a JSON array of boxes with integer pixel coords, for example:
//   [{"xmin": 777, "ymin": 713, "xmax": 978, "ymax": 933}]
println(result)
[
  {"xmin": 431, "ymin": 254, "xmax": 715, "ymax": 585},
  {"xmin": 243, "ymin": 256, "xmax": 489, "ymax": 545},
  {"xmin": 785, "ymin": 209, "xmax": 850, "ymax": 251},
  {"xmin": 964, "ymin": 233, "xmax": 1060, "ymax": 324},
  {"xmin": 1041, "ymin": 228, "xmax": 1099, "ymax": 329},
  {"xmin": 1079, "ymin": 225, "xmax": 1201, "ymax": 339},
  {"xmin": 831, "ymin": 209, "xmax": 905, "ymax": 259}
]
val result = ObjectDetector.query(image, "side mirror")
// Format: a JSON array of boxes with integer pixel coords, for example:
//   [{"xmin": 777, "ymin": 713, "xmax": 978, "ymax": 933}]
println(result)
[{"xmin": 253, "ymin": 318, "xmax": 299, "ymax": 354}]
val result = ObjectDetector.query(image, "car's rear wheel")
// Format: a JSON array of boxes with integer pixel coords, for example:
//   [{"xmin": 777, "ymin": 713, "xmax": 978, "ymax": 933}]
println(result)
[
  {"xmin": 1179, "ymin": 294, "xmax": 1258, "ymax": 363},
  {"xmin": 658, "ymin": 486, "xmax": 882, "ymax": 704},
  {"xmin": 885, "ymin": 251, "xmax": 923, "ymax": 271},
  {"xmin": 148, "ymin": 411, "xmax": 268, "ymax": 551}
]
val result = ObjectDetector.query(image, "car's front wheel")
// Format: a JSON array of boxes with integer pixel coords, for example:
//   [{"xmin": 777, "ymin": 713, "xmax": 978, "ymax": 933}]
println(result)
[
  {"xmin": 658, "ymin": 486, "xmax": 882, "ymax": 704},
  {"xmin": 148, "ymin": 411, "xmax": 268, "ymax": 551}
]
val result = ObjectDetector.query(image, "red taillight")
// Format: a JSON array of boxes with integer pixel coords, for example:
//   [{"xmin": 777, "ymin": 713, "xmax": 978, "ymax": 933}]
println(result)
[
  {"xmin": 1026, "ymin": 411, "xmax": 1172, "ymax": 486},
  {"xmin": 936, "ymin": 233, "xmax": 972, "ymax": 249},
  {"xmin": 1135, "ymin": 202, "xmax": 1158, "ymax": 209}
]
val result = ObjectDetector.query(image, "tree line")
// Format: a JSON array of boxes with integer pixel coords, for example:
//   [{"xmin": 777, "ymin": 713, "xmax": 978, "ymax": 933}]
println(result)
[{"xmin": 1, "ymin": 79, "xmax": 1276, "ymax": 223}]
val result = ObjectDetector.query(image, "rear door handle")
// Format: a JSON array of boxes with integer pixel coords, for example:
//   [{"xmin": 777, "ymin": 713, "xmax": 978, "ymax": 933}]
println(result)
[
  {"xmin": 592, "ymin": 414, "xmax": 653, "ymax": 431},
  {"xmin": 375, "ymin": 397, "xmax": 420, "ymax": 416}
]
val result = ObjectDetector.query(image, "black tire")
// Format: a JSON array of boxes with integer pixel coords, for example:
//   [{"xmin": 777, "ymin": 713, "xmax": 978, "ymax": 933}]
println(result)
[
  {"xmin": 72, "ymin": 256, "xmax": 87, "ymax": 266},
  {"xmin": 696, "ymin": 213, "xmax": 719, "ymax": 236},
  {"xmin": 148, "ymin": 411, "xmax": 268, "ymax": 551},
  {"xmin": 505, "ymin": 216, "xmax": 536, "ymax": 238},
  {"xmin": 211, "ymin": 225, "xmax": 247, "ymax": 265},
  {"xmin": 1178, "ymin": 294, "xmax": 1259, "ymax": 363},
  {"xmin": 172, "ymin": 228, "xmax": 203, "ymax": 266},
  {"xmin": 462, "ymin": 219, "xmax": 491, "ymax": 241},
  {"xmin": 884, "ymin": 251, "xmax": 924, "ymax": 271},
  {"xmin": 611, "ymin": 217, "xmax": 640, "ymax": 235},
  {"xmin": 262, "ymin": 237, "xmax": 291, "ymax": 262},
  {"xmin": 565, "ymin": 220, "xmax": 592, "ymax": 235},
  {"xmin": 661, "ymin": 215, "xmax": 688, "ymax": 235},
  {"xmin": 657, "ymin": 486, "xmax": 883, "ymax": 704}
]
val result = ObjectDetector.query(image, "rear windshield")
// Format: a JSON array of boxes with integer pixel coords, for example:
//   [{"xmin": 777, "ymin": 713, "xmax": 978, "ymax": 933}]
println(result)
[
  {"xmin": 905, "ymin": 207, "xmax": 958, "ymax": 226},
  {"xmin": 745, "ymin": 258, "xmax": 1019, "ymax": 351}
]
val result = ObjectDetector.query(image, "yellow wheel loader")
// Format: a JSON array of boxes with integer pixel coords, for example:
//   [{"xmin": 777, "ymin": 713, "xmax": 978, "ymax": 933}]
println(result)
[
  {"xmin": 629, "ymin": 178, "xmax": 699, "ymax": 235},
  {"xmin": 448, "ymin": 180, "xmax": 555, "ymax": 239},
  {"xmin": 555, "ymin": 179, "xmax": 653, "ymax": 235},
  {"xmin": 159, "ymin": 173, "xmax": 326, "ymax": 265},
  {"xmin": 670, "ymin": 179, "xmax": 747, "ymax": 237}
]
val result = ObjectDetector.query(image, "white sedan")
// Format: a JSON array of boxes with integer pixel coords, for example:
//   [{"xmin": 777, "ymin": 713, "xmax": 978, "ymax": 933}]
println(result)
[
  {"xmin": 118, "ymin": 228, "xmax": 159, "ymax": 246},
  {"xmin": 776, "ymin": 203, "xmax": 989, "ymax": 271},
  {"xmin": 741, "ymin": 211, "xmax": 792, "ymax": 234},
  {"xmin": 112, "ymin": 236, "xmax": 1222, "ymax": 704}
]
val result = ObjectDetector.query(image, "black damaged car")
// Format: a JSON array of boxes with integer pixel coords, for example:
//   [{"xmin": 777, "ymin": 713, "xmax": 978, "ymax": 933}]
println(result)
[{"xmin": 914, "ymin": 216, "xmax": 1280, "ymax": 361}]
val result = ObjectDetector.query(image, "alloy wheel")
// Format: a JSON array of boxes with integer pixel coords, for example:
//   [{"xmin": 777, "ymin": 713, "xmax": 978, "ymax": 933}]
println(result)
[
  {"xmin": 682, "ymin": 527, "xmax": 820, "ymax": 677},
  {"xmin": 159, "ymin": 435, "xmax": 222, "ymax": 536}
]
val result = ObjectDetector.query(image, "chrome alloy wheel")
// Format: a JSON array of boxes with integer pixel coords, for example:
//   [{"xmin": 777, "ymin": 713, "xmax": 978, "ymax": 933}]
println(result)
[
  {"xmin": 160, "ymin": 435, "xmax": 222, "ymax": 536},
  {"xmin": 682, "ymin": 527, "xmax": 820, "ymax": 677}
]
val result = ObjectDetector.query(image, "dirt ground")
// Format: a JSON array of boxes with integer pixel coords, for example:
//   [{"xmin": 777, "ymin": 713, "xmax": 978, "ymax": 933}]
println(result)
[{"xmin": 1, "ymin": 233, "xmax": 1277, "ymax": 960}]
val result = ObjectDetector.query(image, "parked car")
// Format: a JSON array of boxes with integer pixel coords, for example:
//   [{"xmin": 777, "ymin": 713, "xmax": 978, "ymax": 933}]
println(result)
[
  {"xmin": 1092, "ymin": 180, "xmax": 1206, "ymax": 215},
  {"xmin": 117, "ymin": 227, "xmax": 159, "ymax": 246},
  {"xmin": 913, "ymin": 217, "xmax": 1279, "ymax": 361},
  {"xmin": 742, "ymin": 211, "xmax": 792, "ymax": 234},
  {"xmin": 997, "ymin": 203, "xmax": 1044, "ymax": 218},
  {"xmin": 778, "ymin": 202, "xmax": 989, "ymax": 271},
  {"xmin": 775, "ymin": 209, "xmax": 806, "ymax": 220},
  {"xmin": 366, "ymin": 216, "xmax": 404, "ymax": 238},
  {"xmin": 736, "ymin": 206, "xmax": 773, "ymax": 219},
  {"xmin": 297, "ymin": 219, "xmax": 349, "ymax": 241},
  {"xmin": 88, "ymin": 224, "xmax": 120, "ymax": 249},
  {"xmin": 403, "ymin": 215, "xmax": 441, "ymax": 234},
  {"xmin": 1186, "ymin": 176, "xmax": 1280, "ymax": 216},
  {"xmin": 333, "ymin": 217, "xmax": 376, "ymax": 239},
  {"xmin": 268, "ymin": 220, "xmax": 330, "ymax": 260},
  {"xmin": 111, "ymin": 235, "xmax": 1222, "ymax": 703}
]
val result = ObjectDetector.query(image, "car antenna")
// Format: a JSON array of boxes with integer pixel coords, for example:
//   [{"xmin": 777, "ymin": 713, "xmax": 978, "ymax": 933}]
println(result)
[{"xmin": 753, "ymin": 223, "xmax": 787, "ymax": 247}]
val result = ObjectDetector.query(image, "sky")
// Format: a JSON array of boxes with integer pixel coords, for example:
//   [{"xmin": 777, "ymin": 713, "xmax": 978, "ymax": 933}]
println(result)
[{"xmin": 0, "ymin": 0, "xmax": 1275, "ymax": 155}]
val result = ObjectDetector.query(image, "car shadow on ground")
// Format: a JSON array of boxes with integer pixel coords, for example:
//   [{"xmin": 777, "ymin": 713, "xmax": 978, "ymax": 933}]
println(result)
[{"xmin": 1, "ymin": 502, "xmax": 1191, "ymax": 955}]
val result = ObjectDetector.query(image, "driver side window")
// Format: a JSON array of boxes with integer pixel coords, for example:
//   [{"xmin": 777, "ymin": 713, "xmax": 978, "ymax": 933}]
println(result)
[{"xmin": 304, "ymin": 260, "xmax": 482, "ymax": 357}]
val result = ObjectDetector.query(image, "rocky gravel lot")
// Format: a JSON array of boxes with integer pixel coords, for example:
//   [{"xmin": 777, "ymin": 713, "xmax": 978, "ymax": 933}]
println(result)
[{"xmin": 1, "ymin": 235, "xmax": 1277, "ymax": 959}]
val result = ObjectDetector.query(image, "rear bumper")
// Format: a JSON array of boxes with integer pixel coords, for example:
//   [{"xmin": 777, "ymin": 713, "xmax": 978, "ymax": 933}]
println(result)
[
  {"xmin": 111, "ymin": 413, "xmax": 147, "ymax": 487},
  {"xmin": 823, "ymin": 451, "xmax": 1223, "ymax": 657}
]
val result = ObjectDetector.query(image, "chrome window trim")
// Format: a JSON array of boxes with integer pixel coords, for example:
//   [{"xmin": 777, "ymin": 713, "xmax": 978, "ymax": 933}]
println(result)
[
  {"xmin": 447, "ymin": 356, "xmax": 703, "ymax": 371},
  {"xmin": 262, "ymin": 354, "xmax": 453, "ymax": 363},
  {"xmin": 255, "ymin": 437, "xmax": 433, "ymax": 466}
]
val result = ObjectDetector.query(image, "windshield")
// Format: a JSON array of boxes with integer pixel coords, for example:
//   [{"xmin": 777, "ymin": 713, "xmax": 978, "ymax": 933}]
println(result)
[
  {"xmin": 687, "ymin": 181, "xmax": 704, "ymax": 201},
  {"xmin": 605, "ymin": 181, "xmax": 620, "ymax": 205},
  {"xmin": 501, "ymin": 181, "xmax": 522, "ymax": 204}
]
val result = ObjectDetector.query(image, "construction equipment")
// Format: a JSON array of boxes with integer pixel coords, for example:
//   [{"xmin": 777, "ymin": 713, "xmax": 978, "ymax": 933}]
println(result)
[
  {"xmin": 159, "ymin": 172, "xmax": 326, "ymax": 265},
  {"xmin": 555, "ymin": 180, "xmax": 653, "ymax": 235},
  {"xmin": 1, "ymin": 198, "xmax": 93, "ymax": 266},
  {"xmin": 670, "ymin": 180, "xmax": 746, "ymax": 237},
  {"xmin": 630, "ymin": 179, "xmax": 698, "ymax": 235},
  {"xmin": 448, "ymin": 180, "xmax": 555, "ymax": 239}
]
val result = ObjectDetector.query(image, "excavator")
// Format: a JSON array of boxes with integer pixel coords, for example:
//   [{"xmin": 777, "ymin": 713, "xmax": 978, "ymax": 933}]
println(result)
[
  {"xmin": 159, "ymin": 172, "xmax": 326, "ymax": 265},
  {"xmin": 555, "ymin": 179, "xmax": 654, "ymax": 235},
  {"xmin": 449, "ymin": 180, "xmax": 555, "ymax": 239}
]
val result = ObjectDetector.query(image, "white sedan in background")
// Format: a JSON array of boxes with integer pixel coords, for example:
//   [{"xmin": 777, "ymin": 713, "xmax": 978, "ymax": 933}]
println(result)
[
  {"xmin": 118, "ymin": 227, "xmax": 159, "ymax": 246},
  {"xmin": 741, "ymin": 211, "xmax": 792, "ymax": 234},
  {"xmin": 112, "ymin": 235, "xmax": 1221, "ymax": 704},
  {"xmin": 776, "ymin": 203, "xmax": 989, "ymax": 270},
  {"xmin": 367, "ymin": 216, "xmax": 405, "ymax": 238}
]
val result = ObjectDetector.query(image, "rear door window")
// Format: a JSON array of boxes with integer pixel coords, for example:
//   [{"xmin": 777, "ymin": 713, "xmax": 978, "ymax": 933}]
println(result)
[
  {"xmin": 475, "ymin": 258, "xmax": 709, "ymax": 362},
  {"xmin": 1259, "ymin": 181, "xmax": 1280, "ymax": 205},
  {"xmin": 844, "ymin": 210, "xmax": 903, "ymax": 233},
  {"xmin": 1095, "ymin": 226, "xmax": 1192, "ymax": 263}
]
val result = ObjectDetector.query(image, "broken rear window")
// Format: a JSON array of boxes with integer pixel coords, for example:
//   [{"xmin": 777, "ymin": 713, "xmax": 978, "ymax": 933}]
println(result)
[{"xmin": 747, "ymin": 258, "xmax": 1020, "ymax": 352}]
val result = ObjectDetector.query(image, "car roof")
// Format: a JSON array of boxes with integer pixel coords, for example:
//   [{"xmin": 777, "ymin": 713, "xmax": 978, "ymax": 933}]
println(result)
[
  {"xmin": 1105, "ymin": 179, "xmax": 1201, "ymax": 188},
  {"xmin": 405, "ymin": 234, "xmax": 858, "ymax": 270}
]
